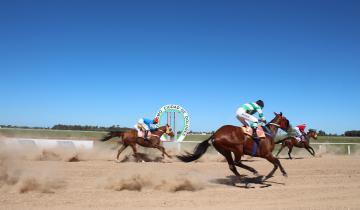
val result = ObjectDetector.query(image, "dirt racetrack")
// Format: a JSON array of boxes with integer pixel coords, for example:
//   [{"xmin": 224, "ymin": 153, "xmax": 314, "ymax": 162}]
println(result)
[{"xmin": 1, "ymin": 144, "xmax": 360, "ymax": 210}]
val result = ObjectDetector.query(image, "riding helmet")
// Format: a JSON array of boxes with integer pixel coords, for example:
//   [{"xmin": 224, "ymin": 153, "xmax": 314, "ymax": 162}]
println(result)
[
  {"xmin": 153, "ymin": 117, "xmax": 159, "ymax": 124},
  {"xmin": 256, "ymin": 100, "xmax": 264, "ymax": 108}
]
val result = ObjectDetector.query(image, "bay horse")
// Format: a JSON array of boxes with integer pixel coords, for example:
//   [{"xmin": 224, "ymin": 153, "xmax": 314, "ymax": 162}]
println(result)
[
  {"xmin": 100, "ymin": 125, "xmax": 174, "ymax": 162},
  {"xmin": 177, "ymin": 112, "xmax": 290, "ymax": 181},
  {"xmin": 275, "ymin": 129, "xmax": 318, "ymax": 159}
]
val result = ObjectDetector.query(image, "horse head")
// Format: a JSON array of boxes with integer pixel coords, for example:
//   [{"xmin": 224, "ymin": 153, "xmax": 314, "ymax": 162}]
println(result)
[
  {"xmin": 308, "ymin": 129, "xmax": 318, "ymax": 140},
  {"xmin": 272, "ymin": 112, "xmax": 290, "ymax": 132},
  {"xmin": 157, "ymin": 124, "xmax": 175, "ymax": 137},
  {"xmin": 165, "ymin": 124, "xmax": 175, "ymax": 137}
]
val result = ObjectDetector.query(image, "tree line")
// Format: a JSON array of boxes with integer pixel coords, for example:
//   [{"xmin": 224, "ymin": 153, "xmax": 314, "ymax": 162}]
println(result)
[
  {"xmin": 0, "ymin": 124, "xmax": 131, "ymax": 132},
  {"xmin": 344, "ymin": 130, "xmax": 360, "ymax": 137}
]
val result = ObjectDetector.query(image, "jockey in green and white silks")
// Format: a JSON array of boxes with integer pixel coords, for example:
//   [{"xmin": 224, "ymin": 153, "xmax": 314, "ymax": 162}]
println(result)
[
  {"xmin": 236, "ymin": 100, "xmax": 266, "ymax": 128},
  {"xmin": 236, "ymin": 100, "xmax": 266, "ymax": 140}
]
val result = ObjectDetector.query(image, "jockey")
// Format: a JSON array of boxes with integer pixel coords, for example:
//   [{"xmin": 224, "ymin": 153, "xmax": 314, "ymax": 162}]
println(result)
[
  {"xmin": 294, "ymin": 124, "xmax": 307, "ymax": 142},
  {"xmin": 236, "ymin": 100, "xmax": 266, "ymax": 140},
  {"xmin": 136, "ymin": 117, "xmax": 159, "ymax": 140}
]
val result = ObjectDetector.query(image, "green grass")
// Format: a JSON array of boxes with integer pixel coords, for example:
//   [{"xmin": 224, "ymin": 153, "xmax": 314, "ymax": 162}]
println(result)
[
  {"xmin": 0, "ymin": 128, "xmax": 107, "ymax": 140},
  {"xmin": 315, "ymin": 136, "xmax": 360, "ymax": 143}
]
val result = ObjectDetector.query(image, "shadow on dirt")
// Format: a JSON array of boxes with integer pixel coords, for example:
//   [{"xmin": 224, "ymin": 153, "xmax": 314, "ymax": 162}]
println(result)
[
  {"xmin": 211, "ymin": 175, "xmax": 285, "ymax": 189},
  {"xmin": 119, "ymin": 153, "xmax": 164, "ymax": 163},
  {"xmin": 278, "ymin": 157, "xmax": 305, "ymax": 160}
]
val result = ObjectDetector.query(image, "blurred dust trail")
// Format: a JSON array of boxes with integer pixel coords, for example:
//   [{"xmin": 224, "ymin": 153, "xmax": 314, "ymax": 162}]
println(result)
[
  {"xmin": 0, "ymin": 146, "xmax": 65, "ymax": 193},
  {"xmin": 105, "ymin": 174, "xmax": 152, "ymax": 191},
  {"xmin": 104, "ymin": 173, "xmax": 204, "ymax": 192},
  {"xmin": 154, "ymin": 177, "xmax": 203, "ymax": 192}
]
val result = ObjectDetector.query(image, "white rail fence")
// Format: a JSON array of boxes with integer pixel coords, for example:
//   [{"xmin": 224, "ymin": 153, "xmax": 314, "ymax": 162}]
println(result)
[
  {"xmin": 311, "ymin": 143, "xmax": 360, "ymax": 155},
  {"xmin": 1, "ymin": 138, "xmax": 93, "ymax": 150},
  {"xmin": 1, "ymin": 138, "xmax": 359, "ymax": 155},
  {"xmin": 174, "ymin": 141, "xmax": 360, "ymax": 155}
]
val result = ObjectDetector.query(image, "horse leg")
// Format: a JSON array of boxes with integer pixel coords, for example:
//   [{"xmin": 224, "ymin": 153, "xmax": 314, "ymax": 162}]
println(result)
[
  {"xmin": 213, "ymin": 144, "xmax": 240, "ymax": 177},
  {"xmin": 276, "ymin": 144, "xmax": 285, "ymax": 157},
  {"xmin": 306, "ymin": 146, "xmax": 315, "ymax": 156},
  {"xmin": 234, "ymin": 148, "xmax": 259, "ymax": 176},
  {"xmin": 263, "ymin": 154, "xmax": 287, "ymax": 181},
  {"xmin": 287, "ymin": 145, "xmax": 293, "ymax": 160},
  {"xmin": 155, "ymin": 145, "xmax": 172, "ymax": 159},
  {"xmin": 233, "ymin": 148, "xmax": 259, "ymax": 176},
  {"xmin": 130, "ymin": 144, "xmax": 141, "ymax": 162},
  {"xmin": 116, "ymin": 144, "xmax": 128, "ymax": 161}
]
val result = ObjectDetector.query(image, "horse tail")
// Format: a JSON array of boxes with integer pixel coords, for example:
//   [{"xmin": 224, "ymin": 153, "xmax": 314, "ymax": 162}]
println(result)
[
  {"xmin": 100, "ymin": 131, "xmax": 124, "ymax": 142},
  {"xmin": 176, "ymin": 135, "xmax": 213, "ymax": 162}
]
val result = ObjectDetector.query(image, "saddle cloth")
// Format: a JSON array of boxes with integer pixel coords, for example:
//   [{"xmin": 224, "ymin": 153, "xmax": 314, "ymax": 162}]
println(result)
[
  {"xmin": 241, "ymin": 126, "xmax": 266, "ymax": 138},
  {"xmin": 136, "ymin": 123, "xmax": 152, "ymax": 138}
]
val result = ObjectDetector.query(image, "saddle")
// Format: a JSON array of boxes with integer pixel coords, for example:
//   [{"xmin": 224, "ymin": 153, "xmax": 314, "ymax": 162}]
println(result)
[
  {"xmin": 136, "ymin": 124, "xmax": 152, "ymax": 138},
  {"xmin": 241, "ymin": 126, "xmax": 266, "ymax": 138}
]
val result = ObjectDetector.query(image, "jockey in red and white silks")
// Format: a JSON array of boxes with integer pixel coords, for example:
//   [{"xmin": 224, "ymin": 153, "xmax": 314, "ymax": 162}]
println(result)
[{"xmin": 294, "ymin": 124, "xmax": 307, "ymax": 142}]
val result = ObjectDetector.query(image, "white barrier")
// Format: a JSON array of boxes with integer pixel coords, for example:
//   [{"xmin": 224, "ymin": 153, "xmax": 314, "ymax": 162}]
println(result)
[
  {"xmin": 162, "ymin": 141, "xmax": 181, "ymax": 151},
  {"xmin": 2, "ymin": 138, "xmax": 94, "ymax": 150},
  {"xmin": 311, "ymin": 143, "xmax": 360, "ymax": 155},
  {"xmin": 179, "ymin": 141, "xmax": 360, "ymax": 155}
]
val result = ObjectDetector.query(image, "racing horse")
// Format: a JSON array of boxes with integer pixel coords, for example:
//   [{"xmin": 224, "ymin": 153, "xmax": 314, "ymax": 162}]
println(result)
[
  {"xmin": 177, "ymin": 112, "xmax": 290, "ymax": 181},
  {"xmin": 100, "ymin": 125, "xmax": 174, "ymax": 162},
  {"xmin": 275, "ymin": 129, "xmax": 318, "ymax": 159}
]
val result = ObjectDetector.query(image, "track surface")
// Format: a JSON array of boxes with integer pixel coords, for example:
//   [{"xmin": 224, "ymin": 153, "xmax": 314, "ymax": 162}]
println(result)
[{"xmin": 1, "ymin": 149, "xmax": 360, "ymax": 210}]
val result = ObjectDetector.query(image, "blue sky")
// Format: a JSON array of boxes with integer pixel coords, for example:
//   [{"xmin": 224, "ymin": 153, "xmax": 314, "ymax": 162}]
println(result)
[{"xmin": 0, "ymin": 0, "xmax": 359, "ymax": 134}]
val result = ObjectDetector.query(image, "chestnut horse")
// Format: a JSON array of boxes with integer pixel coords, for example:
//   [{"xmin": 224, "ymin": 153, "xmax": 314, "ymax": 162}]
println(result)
[
  {"xmin": 100, "ymin": 125, "xmax": 174, "ymax": 161},
  {"xmin": 177, "ymin": 112, "xmax": 290, "ymax": 181},
  {"xmin": 275, "ymin": 129, "xmax": 318, "ymax": 159}
]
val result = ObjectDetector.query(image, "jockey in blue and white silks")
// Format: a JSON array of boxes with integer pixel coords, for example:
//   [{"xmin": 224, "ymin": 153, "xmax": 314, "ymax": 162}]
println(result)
[{"xmin": 135, "ymin": 117, "xmax": 159, "ymax": 140}]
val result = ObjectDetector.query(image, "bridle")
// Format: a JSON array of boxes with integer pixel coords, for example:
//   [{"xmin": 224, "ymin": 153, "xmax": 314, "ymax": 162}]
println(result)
[
  {"xmin": 152, "ymin": 126, "xmax": 171, "ymax": 138},
  {"xmin": 268, "ymin": 122, "xmax": 280, "ymax": 127}
]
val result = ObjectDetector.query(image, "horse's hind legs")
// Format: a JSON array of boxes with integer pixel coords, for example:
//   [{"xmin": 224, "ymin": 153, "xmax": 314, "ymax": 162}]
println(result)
[
  {"xmin": 116, "ymin": 145, "xmax": 128, "ymax": 161},
  {"xmin": 234, "ymin": 152, "xmax": 259, "ymax": 176},
  {"xmin": 214, "ymin": 144, "xmax": 241, "ymax": 177}
]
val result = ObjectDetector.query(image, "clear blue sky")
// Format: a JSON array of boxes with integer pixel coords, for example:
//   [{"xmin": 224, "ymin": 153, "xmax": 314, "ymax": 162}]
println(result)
[{"xmin": 1, "ymin": 0, "xmax": 359, "ymax": 134}]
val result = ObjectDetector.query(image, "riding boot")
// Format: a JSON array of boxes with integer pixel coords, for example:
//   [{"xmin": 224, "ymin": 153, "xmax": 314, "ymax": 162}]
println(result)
[
  {"xmin": 252, "ymin": 127, "xmax": 260, "ymax": 142},
  {"xmin": 144, "ymin": 130, "xmax": 149, "ymax": 141}
]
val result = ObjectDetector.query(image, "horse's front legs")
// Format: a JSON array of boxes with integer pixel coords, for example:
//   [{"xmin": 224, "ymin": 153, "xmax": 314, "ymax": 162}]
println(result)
[
  {"xmin": 154, "ymin": 145, "xmax": 172, "ymax": 159},
  {"xmin": 263, "ymin": 154, "xmax": 287, "ymax": 181}
]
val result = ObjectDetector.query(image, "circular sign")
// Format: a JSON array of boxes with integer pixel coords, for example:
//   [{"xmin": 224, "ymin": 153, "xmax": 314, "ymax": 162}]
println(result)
[{"xmin": 155, "ymin": 104, "xmax": 190, "ymax": 142}]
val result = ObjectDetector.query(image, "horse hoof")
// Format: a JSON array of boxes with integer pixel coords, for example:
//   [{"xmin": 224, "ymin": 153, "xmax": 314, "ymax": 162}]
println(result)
[
  {"xmin": 283, "ymin": 173, "xmax": 288, "ymax": 178},
  {"xmin": 245, "ymin": 183, "xmax": 252, "ymax": 188},
  {"xmin": 114, "ymin": 159, "xmax": 121, "ymax": 163},
  {"xmin": 253, "ymin": 172, "xmax": 260, "ymax": 176}
]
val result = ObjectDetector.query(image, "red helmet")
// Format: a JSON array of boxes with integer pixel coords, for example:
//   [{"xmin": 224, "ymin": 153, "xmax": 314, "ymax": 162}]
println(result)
[
  {"xmin": 296, "ymin": 124, "xmax": 306, "ymax": 132},
  {"xmin": 153, "ymin": 117, "xmax": 159, "ymax": 124}
]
